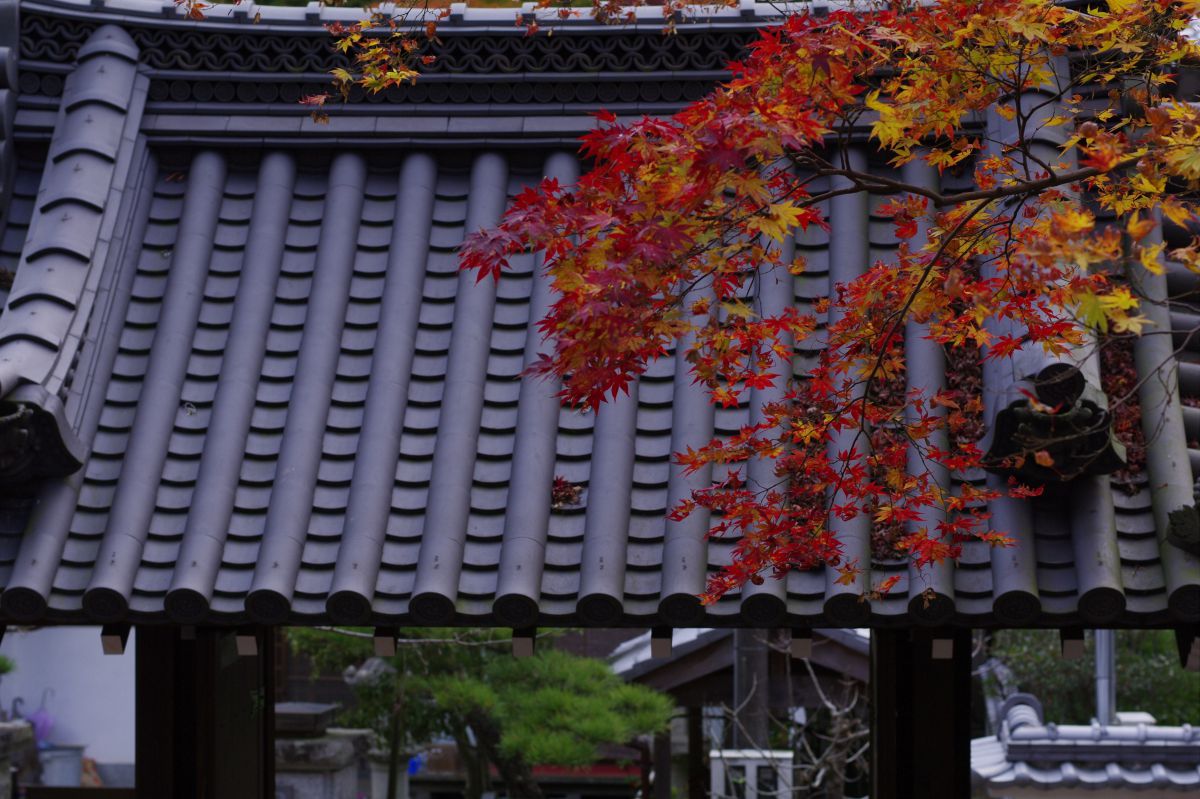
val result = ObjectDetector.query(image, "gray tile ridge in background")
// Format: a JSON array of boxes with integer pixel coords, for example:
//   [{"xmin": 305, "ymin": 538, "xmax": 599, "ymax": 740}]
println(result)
[
  {"xmin": 981, "ymin": 694, "xmax": 1200, "ymax": 784},
  {"xmin": 0, "ymin": 23, "xmax": 145, "ymax": 486}
]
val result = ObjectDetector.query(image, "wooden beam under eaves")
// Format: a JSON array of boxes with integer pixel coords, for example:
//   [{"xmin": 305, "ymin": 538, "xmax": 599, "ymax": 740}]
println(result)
[
  {"xmin": 512, "ymin": 627, "xmax": 535, "ymax": 658},
  {"xmin": 1060, "ymin": 628, "xmax": 1085, "ymax": 659},
  {"xmin": 650, "ymin": 627, "xmax": 672, "ymax": 659},
  {"xmin": 235, "ymin": 629, "xmax": 259, "ymax": 657},
  {"xmin": 101, "ymin": 624, "xmax": 130, "ymax": 655},
  {"xmin": 374, "ymin": 627, "xmax": 399, "ymax": 657},
  {"xmin": 790, "ymin": 628, "xmax": 813, "ymax": 658}
]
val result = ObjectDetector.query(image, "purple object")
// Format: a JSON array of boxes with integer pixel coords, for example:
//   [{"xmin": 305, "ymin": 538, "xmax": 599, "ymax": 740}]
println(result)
[{"xmin": 28, "ymin": 708, "xmax": 53, "ymax": 746}]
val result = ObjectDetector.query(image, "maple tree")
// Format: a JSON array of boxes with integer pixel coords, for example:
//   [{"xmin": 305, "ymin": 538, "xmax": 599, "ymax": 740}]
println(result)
[
  {"xmin": 279, "ymin": 0, "xmax": 1200, "ymax": 603},
  {"xmin": 459, "ymin": 0, "xmax": 1200, "ymax": 602}
]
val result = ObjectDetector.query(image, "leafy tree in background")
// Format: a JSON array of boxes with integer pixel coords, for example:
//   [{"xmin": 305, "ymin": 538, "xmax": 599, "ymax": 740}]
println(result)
[
  {"xmin": 288, "ymin": 628, "xmax": 673, "ymax": 799},
  {"xmin": 988, "ymin": 629, "xmax": 1200, "ymax": 725}
]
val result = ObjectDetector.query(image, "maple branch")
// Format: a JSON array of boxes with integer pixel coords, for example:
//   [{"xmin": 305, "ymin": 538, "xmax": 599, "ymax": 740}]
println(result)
[
  {"xmin": 812, "ymin": 157, "xmax": 1143, "ymax": 208},
  {"xmin": 830, "ymin": 197, "xmax": 994, "ymax": 497}
]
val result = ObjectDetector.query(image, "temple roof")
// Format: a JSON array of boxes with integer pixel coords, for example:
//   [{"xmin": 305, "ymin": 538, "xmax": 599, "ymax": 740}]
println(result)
[{"xmin": 0, "ymin": 0, "xmax": 1197, "ymax": 628}]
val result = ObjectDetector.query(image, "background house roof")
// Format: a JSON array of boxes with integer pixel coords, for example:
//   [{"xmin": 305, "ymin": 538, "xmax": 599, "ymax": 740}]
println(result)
[
  {"xmin": 0, "ymin": 0, "xmax": 1197, "ymax": 628},
  {"xmin": 971, "ymin": 694, "xmax": 1200, "ymax": 795}
]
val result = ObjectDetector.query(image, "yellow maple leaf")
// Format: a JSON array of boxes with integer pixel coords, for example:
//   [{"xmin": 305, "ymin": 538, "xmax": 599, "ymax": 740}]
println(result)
[
  {"xmin": 866, "ymin": 90, "xmax": 908, "ymax": 148},
  {"xmin": 748, "ymin": 202, "xmax": 807, "ymax": 242},
  {"xmin": 1052, "ymin": 208, "xmax": 1094, "ymax": 236},
  {"xmin": 1126, "ymin": 213, "xmax": 1155, "ymax": 241},
  {"xmin": 1137, "ymin": 241, "xmax": 1166, "ymax": 275},
  {"xmin": 1100, "ymin": 286, "xmax": 1139, "ymax": 312},
  {"xmin": 1110, "ymin": 312, "xmax": 1151, "ymax": 335},
  {"xmin": 1166, "ymin": 147, "xmax": 1200, "ymax": 182},
  {"xmin": 1162, "ymin": 197, "xmax": 1194, "ymax": 228}
]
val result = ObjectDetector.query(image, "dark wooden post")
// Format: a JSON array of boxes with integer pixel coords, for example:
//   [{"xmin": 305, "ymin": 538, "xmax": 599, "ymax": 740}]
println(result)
[
  {"xmin": 871, "ymin": 629, "xmax": 970, "ymax": 799},
  {"xmin": 686, "ymin": 706, "xmax": 706, "ymax": 799},
  {"xmin": 136, "ymin": 627, "xmax": 275, "ymax": 799},
  {"xmin": 654, "ymin": 729, "xmax": 672, "ymax": 799}
]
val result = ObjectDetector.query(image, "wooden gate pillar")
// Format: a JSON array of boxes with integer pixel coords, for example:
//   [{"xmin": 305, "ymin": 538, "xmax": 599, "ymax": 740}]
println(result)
[
  {"xmin": 871, "ymin": 629, "xmax": 971, "ymax": 799},
  {"xmin": 136, "ymin": 626, "xmax": 275, "ymax": 799}
]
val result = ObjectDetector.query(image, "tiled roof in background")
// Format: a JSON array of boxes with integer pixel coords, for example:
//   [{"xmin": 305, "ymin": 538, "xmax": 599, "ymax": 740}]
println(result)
[
  {"xmin": 0, "ymin": 3, "xmax": 1196, "ymax": 628},
  {"xmin": 971, "ymin": 694, "xmax": 1200, "ymax": 794}
]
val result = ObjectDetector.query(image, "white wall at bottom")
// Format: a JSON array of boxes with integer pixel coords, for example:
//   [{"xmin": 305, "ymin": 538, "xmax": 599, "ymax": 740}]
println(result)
[{"xmin": 0, "ymin": 626, "xmax": 136, "ymax": 764}]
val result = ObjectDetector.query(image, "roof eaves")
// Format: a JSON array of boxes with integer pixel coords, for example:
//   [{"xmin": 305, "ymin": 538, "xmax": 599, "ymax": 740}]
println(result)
[
  {"xmin": 0, "ymin": 23, "xmax": 147, "ymax": 489},
  {"xmin": 23, "ymin": 0, "xmax": 809, "ymax": 34}
]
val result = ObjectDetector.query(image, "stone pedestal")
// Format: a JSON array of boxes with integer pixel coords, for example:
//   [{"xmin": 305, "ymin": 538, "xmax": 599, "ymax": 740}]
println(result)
[
  {"xmin": 274, "ymin": 702, "xmax": 359, "ymax": 799},
  {"xmin": 275, "ymin": 735, "xmax": 357, "ymax": 799},
  {"xmin": 0, "ymin": 720, "xmax": 34, "ymax": 797}
]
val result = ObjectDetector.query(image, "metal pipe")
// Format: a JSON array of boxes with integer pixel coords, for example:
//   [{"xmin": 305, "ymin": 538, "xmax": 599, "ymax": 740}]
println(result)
[{"xmin": 1094, "ymin": 629, "xmax": 1116, "ymax": 724}]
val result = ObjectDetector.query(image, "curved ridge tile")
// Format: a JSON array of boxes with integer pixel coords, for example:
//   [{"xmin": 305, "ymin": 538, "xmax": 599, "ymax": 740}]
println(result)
[
  {"xmin": 822, "ymin": 149, "xmax": 873, "ymax": 627},
  {"xmin": 82, "ymin": 151, "xmax": 228, "ymax": 622},
  {"xmin": 409, "ymin": 152, "xmax": 509, "ymax": 625},
  {"xmin": 327, "ymin": 153, "xmax": 437, "ymax": 624},
  {"xmin": 492, "ymin": 151, "xmax": 579, "ymax": 629},
  {"xmin": 900, "ymin": 158, "xmax": 956, "ymax": 624},
  {"xmin": 577, "ymin": 381, "xmax": 640, "ymax": 626},
  {"xmin": 1, "ymin": 146, "xmax": 158, "ymax": 622},
  {"xmin": 739, "ymin": 217, "xmax": 797, "ymax": 627},
  {"xmin": 165, "ymin": 152, "xmax": 296, "ymax": 623},
  {"xmin": 247, "ymin": 152, "xmax": 368, "ymax": 624}
]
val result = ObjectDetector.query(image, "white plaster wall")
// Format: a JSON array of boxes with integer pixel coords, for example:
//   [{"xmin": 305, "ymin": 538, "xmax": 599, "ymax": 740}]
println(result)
[{"xmin": 0, "ymin": 626, "xmax": 135, "ymax": 764}]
